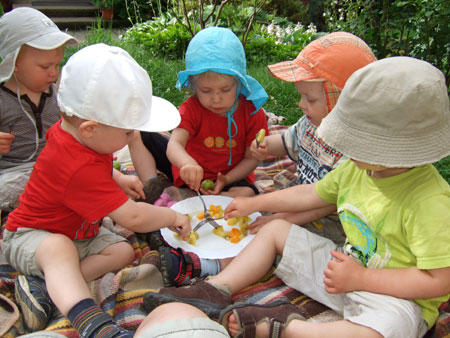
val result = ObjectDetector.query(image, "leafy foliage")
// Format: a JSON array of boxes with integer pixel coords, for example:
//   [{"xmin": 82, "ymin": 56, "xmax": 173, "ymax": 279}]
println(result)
[
  {"xmin": 121, "ymin": 14, "xmax": 191, "ymax": 59},
  {"xmin": 324, "ymin": 0, "xmax": 450, "ymax": 92}
]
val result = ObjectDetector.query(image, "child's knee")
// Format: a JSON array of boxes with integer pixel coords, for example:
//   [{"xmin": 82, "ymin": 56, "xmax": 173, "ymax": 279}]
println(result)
[{"xmin": 258, "ymin": 219, "xmax": 291, "ymax": 248}]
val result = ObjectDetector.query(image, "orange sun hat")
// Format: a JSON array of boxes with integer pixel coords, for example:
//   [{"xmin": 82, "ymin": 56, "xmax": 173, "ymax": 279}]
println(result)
[{"xmin": 267, "ymin": 31, "xmax": 376, "ymax": 89}]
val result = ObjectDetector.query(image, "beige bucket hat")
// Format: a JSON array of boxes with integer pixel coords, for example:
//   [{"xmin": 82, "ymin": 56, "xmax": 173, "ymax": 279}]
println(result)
[{"xmin": 317, "ymin": 56, "xmax": 450, "ymax": 167}]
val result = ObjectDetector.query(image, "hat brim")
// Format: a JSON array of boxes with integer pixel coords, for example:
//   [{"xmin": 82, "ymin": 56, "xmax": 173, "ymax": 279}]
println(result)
[
  {"xmin": 177, "ymin": 67, "xmax": 248, "ymax": 90},
  {"xmin": 139, "ymin": 95, "xmax": 181, "ymax": 132},
  {"xmin": 0, "ymin": 50, "xmax": 18, "ymax": 82},
  {"xmin": 268, "ymin": 60, "xmax": 319, "ymax": 83},
  {"xmin": 27, "ymin": 31, "xmax": 77, "ymax": 50},
  {"xmin": 318, "ymin": 105, "xmax": 450, "ymax": 167},
  {"xmin": 176, "ymin": 67, "xmax": 268, "ymax": 112},
  {"xmin": 0, "ymin": 33, "xmax": 77, "ymax": 82}
]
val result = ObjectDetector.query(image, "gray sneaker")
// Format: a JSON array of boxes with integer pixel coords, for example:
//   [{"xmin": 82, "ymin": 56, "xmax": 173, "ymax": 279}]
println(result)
[{"xmin": 15, "ymin": 275, "xmax": 55, "ymax": 332}]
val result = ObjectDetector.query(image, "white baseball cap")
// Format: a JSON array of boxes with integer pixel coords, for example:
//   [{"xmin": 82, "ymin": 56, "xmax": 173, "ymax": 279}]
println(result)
[
  {"xmin": 57, "ymin": 43, "xmax": 181, "ymax": 132},
  {"xmin": 0, "ymin": 7, "xmax": 78, "ymax": 82}
]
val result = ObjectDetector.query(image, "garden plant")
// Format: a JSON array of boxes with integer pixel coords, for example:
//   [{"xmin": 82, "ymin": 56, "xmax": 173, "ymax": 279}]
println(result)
[{"xmin": 22, "ymin": 0, "xmax": 450, "ymax": 181}]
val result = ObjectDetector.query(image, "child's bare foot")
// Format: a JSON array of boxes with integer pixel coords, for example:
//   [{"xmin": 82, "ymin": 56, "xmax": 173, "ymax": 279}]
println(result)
[
  {"xmin": 228, "ymin": 313, "xmax": 269, "ymax": 337},
  {"xmin": 219, "ymin": 300, "xmax": 305, "ymax": 338}
]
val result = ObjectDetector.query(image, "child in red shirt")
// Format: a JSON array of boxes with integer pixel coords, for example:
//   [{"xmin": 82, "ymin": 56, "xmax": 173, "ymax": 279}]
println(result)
[{"xmin": 167, "ymin": 27, "xmax": 269, "ymax": 197}]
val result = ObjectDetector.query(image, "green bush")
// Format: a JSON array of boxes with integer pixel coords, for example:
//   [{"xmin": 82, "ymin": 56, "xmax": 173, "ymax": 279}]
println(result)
[
  {"xmin": 121, "ymin": 15, "xmax": 191, "ymax": 59},
  {"xmin": 324, "ymin": 0, "xmax": 450, "ymax": 92}
]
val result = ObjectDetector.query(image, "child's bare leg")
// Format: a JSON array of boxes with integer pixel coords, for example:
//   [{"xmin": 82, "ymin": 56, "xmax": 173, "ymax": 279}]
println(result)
[
  {"xmin": 221, "ymin": 186, "xmax": 255, "ymax": 198},
  {"xmin": 34, "ymin": 234, "xmax": 92, "ymax": 315},
  {"xmin": 209, "ymin": 219, "xmax": 291, "ymax": 294},
  {"xmin": 218, "ymin": 257, "xmax": 233, "ymax": 270},
  {"xmin": 228, "ymin": 317, "xmax": 382, "ymax": 338},
  {"xmin": 135, "ymin": 303, "xmax": 207, "ymax": 336},
  {"xmin": 80, "ymin": 241, "xmax": 135, "ymax": 281}
]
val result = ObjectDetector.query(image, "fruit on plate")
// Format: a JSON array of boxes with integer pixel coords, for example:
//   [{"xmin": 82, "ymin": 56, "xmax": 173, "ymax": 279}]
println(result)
[
  {"xmin": 175, "ymin": 231, "xmax": 199, "ymax": 245},
  {"xmin": 201, "ymin": 179, "xmax": 215, "ymax": 191}
]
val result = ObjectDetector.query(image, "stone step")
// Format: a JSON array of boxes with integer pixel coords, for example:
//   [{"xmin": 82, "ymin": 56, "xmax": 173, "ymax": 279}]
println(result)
[
  {"xmin": 10, "ymin": 0, "xmax": 127, "ymax": 29},
  {"xmin": 31, "ymin": 6, "xmax": 99, "ymax": 18}
]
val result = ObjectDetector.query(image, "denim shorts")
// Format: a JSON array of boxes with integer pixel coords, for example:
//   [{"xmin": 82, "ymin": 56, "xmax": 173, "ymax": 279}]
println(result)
[
  {"xmin": 137, "ymin": 317, "xmax": 230, "ymax": 338},
  {"xmin": 275, "ymin": 224, "xmax": 429, "ymax": 338}
]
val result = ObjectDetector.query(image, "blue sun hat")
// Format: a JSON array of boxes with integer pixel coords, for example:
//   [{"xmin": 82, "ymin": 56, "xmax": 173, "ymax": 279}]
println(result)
[
  {"xmin": 177, "ymin": 27, "xmax": 268, "ymax": 164},
  {"xmin": 177, "ymin": 27, "xmax": 268, "ymax": 111}
]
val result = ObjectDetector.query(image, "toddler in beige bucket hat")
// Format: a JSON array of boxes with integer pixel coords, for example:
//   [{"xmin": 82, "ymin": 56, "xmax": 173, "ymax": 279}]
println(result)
[
  {"xmin": 165, "ymin": 56, "xmax": 450, "ymax": 338},
  {"xmin": 317, "ymin": 56, "xmax": 450, "ymax": 167}
]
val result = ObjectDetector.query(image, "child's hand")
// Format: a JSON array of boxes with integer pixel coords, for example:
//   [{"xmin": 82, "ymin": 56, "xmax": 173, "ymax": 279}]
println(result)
[
  {"xmin": 168, "ymin": 212, "xmax": 191, "ymax": 240},
  {"xmin": 180, "ymin": 163, "xmax": 203, "ymax": 191},
  {"xmin": 249, "ymin": 214, "xmax": 275, "ymax": 234},
  {"xmin": 0, "ymin": 131, "xmax": 15, "ymax": 154},
  {"xmin": 225, "ymin": 196, "xmax": 255, "ymax": 219},
  {"xmin": 116, "ymin": 172, "xmax": 145, "ymax": 200},
  {"xmin": 250, "ymin": 139, "xmax": 268, "ymax": 161},
  {"xmin": 323, "ymin": 250, "xmax": 364, "ymax": 294}
]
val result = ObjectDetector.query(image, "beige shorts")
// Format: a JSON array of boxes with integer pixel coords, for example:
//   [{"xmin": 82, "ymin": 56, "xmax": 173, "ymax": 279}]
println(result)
[
  {"xmin": 137, "ymin": 317, "xmax": 230, "ymax": 338},
  {"xmin": 2, "ymin": 226, "xmax": 127, "ymax": 278},
  {"xmin": 275, "ymin": 225, "xmax": 429, "ymax": 338}
]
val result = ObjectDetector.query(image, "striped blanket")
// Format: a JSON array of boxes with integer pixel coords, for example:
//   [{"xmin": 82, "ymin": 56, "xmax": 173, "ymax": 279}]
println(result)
[{"xmin": 0, "ymin": 125, "xmax": 449, "ymax": 337}]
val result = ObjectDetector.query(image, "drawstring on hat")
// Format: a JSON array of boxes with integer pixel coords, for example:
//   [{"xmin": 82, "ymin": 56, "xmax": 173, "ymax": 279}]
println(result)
[
  {"xmin": 13, "ymin": 73, "xmax": 40, "ymax": 162},
  {"xmin": 225, "ymin": 82, "xmax": 241, "ymax": 165}
]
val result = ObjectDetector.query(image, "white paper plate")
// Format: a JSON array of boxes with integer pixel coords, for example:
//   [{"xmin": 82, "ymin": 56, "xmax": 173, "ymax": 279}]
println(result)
[{"xmin": 162, "ymin": 195, "xmax": 259, "ymax": 259}]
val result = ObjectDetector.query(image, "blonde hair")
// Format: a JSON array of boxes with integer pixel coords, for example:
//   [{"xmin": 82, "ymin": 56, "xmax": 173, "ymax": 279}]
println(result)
[
  {"xmin": 60, "ymin": 111, "xmax": 85, "ymax": 128},
  {"xmin": 188, "ymin": 71, "xmax": 238, "ymax": 92}
]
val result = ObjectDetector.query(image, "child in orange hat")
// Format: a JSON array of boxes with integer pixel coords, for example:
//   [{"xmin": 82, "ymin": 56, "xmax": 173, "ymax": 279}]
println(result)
[{"xmin": 248, "ymin": 32, "xmax": 376, "ymax": 244}]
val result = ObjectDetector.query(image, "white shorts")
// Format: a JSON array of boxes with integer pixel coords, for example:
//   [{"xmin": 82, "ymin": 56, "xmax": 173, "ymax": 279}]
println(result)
[
  {"xmin": 275, "ymin": 225, "xmax": 429, "ymax": 338},
  {"xmin": 137, "ymin": 317, "xmax": 230, "ymax": 338}
]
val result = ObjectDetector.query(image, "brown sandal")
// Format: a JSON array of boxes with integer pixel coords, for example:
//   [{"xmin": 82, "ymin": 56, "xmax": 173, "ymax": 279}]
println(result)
[{"xmin": 219, "ymin": 299, "xmax": 306, "ymax": 338}]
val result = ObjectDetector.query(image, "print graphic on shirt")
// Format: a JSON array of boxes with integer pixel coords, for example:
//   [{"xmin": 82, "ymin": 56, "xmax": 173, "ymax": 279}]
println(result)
[
  {"xmin": 74, "ymin": 218, "xmax": 101, "ymax": 240},
  {"xmin": 296, "ymin": 147, "xmax": 332, "ymax": 184},
  {"xmin": 203, "ymin": 136, "xmax": 236, "ymax": 150},
  {"xmin": 338, "ymin": 204, "xmax": 392, "ymax": 269}
]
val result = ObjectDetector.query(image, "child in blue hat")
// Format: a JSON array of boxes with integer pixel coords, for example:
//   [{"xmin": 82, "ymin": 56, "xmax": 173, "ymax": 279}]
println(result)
[
  {"xmin": 167, "ymin": 27, "xmax": 269, "ymax": 197},
  {"xmin": 150, "ymin": 27, "xmax": 269, "ymax": 288}
]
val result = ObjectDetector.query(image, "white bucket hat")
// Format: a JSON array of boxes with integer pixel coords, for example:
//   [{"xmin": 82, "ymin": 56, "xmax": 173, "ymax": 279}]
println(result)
[
  {"xmin": 0, "ymin": 7, "xmax": 78, "ymax": 82},
  {"xmin": 317, "ymin": 56, "xmax": 450, "ymax": 167},
  {"xmin": 58, "ymin": 43, "xmax": 181, "ymax": 132}
]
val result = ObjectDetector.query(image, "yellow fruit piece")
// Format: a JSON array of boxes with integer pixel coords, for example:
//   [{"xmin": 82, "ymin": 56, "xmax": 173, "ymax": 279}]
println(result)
[
  {"xmin": 174, "ymin": 231, "xmax": 199, "ymax": 246},
  {"xmin": 256, "ymin": 129, "xmax": 266, "ymax": 143},
  {"xmin": 227, "ymin": 217, "xmax": 238, "ymax": 226},
  {"xmin": 239, "ymin": 222, "xmax": 249, "ymax": 235}
]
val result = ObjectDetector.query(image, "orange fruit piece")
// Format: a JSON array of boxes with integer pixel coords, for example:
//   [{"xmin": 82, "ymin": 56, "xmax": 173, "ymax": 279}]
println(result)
[{"xmin": 230, "ymin": 228, "xmax": 242, "ymax": 243}]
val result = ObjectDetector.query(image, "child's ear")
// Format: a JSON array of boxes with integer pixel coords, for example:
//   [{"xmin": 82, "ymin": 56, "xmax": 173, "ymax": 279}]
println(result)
[{"xmin": 79, "ymin": 121, "xmax": 99, "ymax": 138}]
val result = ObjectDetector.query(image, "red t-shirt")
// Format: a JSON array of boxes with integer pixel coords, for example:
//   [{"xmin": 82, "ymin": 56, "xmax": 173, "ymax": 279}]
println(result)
[
  {"xmin": 5, "ymin": 120, "xmax": 129, "ymax": 240},
  {"xmin": 172, "ymin": 95, "xmax": 269, "ymax": 186}
]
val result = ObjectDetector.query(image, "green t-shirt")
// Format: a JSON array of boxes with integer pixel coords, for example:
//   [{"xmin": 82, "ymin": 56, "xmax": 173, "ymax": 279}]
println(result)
[{"xmin": 316, "ymin": 160, "xmax": 450, "ymax": 327}]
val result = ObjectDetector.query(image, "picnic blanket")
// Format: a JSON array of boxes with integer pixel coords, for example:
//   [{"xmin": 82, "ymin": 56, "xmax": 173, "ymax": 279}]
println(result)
[{"xmin": 1, "ymin": 125, "xmax": 449, "ymax": 337}]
